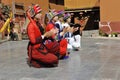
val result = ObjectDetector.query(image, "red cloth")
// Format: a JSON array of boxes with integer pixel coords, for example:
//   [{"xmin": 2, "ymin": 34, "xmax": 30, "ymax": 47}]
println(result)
[
  {"xmin": 46, "ymin": 23, "xmax": 56, "ymax": 39},
  {"xmin": 27, "ymin": 20, "xmax": 58, "ymax": 65},
  {"xmin": 46, "ymin": 23, "xmax": 54, "ymax": 32},
  {"xmin": 46, "ymin": 23, "xmax": 67, "ymax": 56},
  {"xmin": 45, "ymin": 41, "xmax": 60, "ymax": 54},
  {"xmin": 59, "ymin": 39, "xmax": 67, "ymax": 56}
]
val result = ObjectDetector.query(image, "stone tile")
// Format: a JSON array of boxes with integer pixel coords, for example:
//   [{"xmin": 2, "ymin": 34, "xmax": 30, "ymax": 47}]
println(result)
[
  {"xmin": 93, "ymin": 69, "xmax": 117, "ymax": 80},
  {"xmin": 0, "ymin": 38, "xmax": 120, "ymax": 80}
]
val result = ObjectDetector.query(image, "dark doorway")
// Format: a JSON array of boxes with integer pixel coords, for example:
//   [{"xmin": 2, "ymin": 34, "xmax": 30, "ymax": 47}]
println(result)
[
  {"xmin": 84, "ymin": 9, "xmax": 100, "ymax": 30},
  {"xmin": 66, "ymin": 7, "xmax": 100, "ymax": 30},
  {"xmin": 49, "ymin": 0, "xmax": 64, "ymax": 5}
]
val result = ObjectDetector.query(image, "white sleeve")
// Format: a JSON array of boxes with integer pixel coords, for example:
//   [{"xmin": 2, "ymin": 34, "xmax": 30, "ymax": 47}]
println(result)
[
  {"xmin": 62, "ymin": 23, "xmax": 69, "ymax": 28},
  {"xmin": 41, "ymin": 35, "xmax": 44, "ymax": 39}
]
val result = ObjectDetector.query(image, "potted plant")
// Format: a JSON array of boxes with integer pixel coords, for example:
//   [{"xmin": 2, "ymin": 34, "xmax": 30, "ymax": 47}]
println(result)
[{"xmin": 111, "ymin": 32, "xmax": 118, "ymax": 37}]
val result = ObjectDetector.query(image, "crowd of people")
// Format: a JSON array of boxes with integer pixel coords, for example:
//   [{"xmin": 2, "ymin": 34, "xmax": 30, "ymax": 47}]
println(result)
[
  {"xmin": 0, "ymin": 4, "xmax": 10, "ymax": 40},
  {"xmin": 26, "ymin": 4, "xmax": 82, "ymax": 68},
  {"xmin": 0, "ymin": 4, "xmax": 24, "ymax": 41}
]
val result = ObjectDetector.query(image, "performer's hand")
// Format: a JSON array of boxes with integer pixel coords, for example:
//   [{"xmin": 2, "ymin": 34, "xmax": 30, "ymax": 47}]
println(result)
[
  {"xmin": 68, "ymin": 27, "xmax": 74, "ymax": 33},
  {"xmin": 26, "ymin": 9, "xmax": 30, "ymax": 17},
  {"xmin": 73, "ymin": 27, "xmax": 79, "ymax": 32},
  {"xmin": 51, "ymin": 28, "xmax": 58, "ymax": 34},
  {"xmin": 63, "ymin": 27, "xmax": 68, "ymax": 33},
  {"xmin": 44, "ymin": 28, "xmax": 58, "ymax": 38}
]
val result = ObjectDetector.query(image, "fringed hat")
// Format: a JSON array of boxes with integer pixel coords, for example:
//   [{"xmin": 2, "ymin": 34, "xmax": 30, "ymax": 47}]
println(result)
[
  {"xmin": 64, "ymin": 13, "xmax": 71, "ymax": 21},
  {"xmin": 28, "ymin": 4, "xmax": 42, "ymax": 17},
  {"xmin": 33, "ymin": 4, "xmax": 42, "ymax": 14},
  {"xmin": 57, "ymin": 10, "xmax": 64, "ymax": 18},
  {"xmin": 47, "ymin": 10, "xmax": 58, "ymax": 21}
]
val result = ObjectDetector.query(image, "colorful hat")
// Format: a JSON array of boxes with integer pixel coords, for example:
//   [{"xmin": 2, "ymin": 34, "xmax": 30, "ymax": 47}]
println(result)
[
  {"xmin": 33, "ymin": 4, "xmax": 42, "ymax": 14},
  {"xmin": 57, "ymin": 10, "xmax": 64, "ymax": 18},
  {"xmin": 28, "ymin": 4, "xmax": 42, "ymax": 17},
  {"xmin": 64, "ymin": 13, "xmax": 71, "ymax": 21},
  {"xmin": 47, "ymin": 10, "xmax": 58, "ymax": 20}
]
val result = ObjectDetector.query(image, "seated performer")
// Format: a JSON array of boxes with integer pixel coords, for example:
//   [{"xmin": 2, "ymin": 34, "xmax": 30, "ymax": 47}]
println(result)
[
  {"xmin": 46, "ymin": 10, "xmax": 69, "ymax": 59},
  {"xmin": 27, "ymin": 4, "xmax": 59, "ymax": 68}
]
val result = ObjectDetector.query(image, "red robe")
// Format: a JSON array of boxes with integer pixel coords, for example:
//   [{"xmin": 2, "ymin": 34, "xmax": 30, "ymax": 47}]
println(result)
[
  {"xmin": 46, "ymin": 22, "xmax": 67, "ymax": 57},
  {"xmin": 27, "ymin": 20, "xmax": 59, "ymax": 67}
]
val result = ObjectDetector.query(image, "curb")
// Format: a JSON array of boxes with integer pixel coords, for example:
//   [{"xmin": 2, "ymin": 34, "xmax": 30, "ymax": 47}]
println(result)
[
  {"xmin": 87, "ymin": 36, "xmax": 120, "ymax": 40},
  {"xmin": 0, "ymin": 39, "xmax": 8, "ymax": 44}
]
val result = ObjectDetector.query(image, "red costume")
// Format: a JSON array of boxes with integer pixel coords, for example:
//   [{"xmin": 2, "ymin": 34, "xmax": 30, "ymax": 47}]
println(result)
[
  {"xmin": 27, "ymin": 20, "xmax": 59, "ymax": 68},
  {"xmin": 46, "ymin": 22, "xmax": 67, "ymax": 57},
  {"xmin": 27, "ymin": 5, "xmax": 59, "ymax": 68}
]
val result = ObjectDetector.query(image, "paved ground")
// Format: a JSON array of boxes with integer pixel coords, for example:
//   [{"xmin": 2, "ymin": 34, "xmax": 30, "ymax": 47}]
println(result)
[{"xmin": 0, "ymin": 37, "xmax": 120, "ymax": 80}]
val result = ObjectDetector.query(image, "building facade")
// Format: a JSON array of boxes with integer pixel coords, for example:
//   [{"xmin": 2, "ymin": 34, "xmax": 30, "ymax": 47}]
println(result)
[
  {"xmin": 99, "ymin": 0, "xmax": 120, "ymax": 35},
  {"xmin": 65, "ymin": 0, "xmax": 100, "ymax": 30},
  {"xmin": 1, "ymin": 0, "xmax": 120, "ymax": 36}
]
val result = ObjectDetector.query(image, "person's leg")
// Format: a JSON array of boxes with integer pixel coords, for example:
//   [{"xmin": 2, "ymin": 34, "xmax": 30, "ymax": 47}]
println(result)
[
  {"xmin": 14, "ymin": 33, "xmax": 18, "ymax": 40},
  {"xmin": 59, "ymin": 39, "xmax": 67, "ymax": 56},
  {"xmin": 27, "ymin": 43, "xmax": 59, "ymax": 68},
  {"xmin": 45, "ymin": 41, "xmax": 60, "ymax": 58},
  {"xmin": 71, "ymin": 35, "xmax": 81, "ymax": 51},
  {"xmin": 45, "ymin": 39, "xmax": 68, "ymax": 59},
  {"xmin": 68, "ymin": 37, "xmax": 74, "ymax": 50},
  {"xmin": 10, "ymin": 32, "xmax": 14, "ymax": 40},
  {"xmin": 79, "ymin": 35, "xmax": 81, "ymax": 48},
  {"xmin": 59, "ymin": 39, "xmax": 70, "ymax": 59},
  {"xmin": 2, "ymin": 31, "xmax": 5, "ymax": 40},
  {"xmin": 32, "ymin": 52, "xmax": 58, "ymax": 66}
]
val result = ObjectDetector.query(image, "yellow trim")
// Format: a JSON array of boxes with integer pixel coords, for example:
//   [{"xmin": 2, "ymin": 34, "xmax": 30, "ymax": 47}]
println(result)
[{"xmin": 0, "ymin": 12, "xmax": 12, "ymax": 33}]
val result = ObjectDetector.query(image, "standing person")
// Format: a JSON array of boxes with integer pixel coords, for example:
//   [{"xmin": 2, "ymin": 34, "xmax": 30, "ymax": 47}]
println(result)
[
  {"xmin": 79, "ymin": 16, "xmax": 89, "ymax": 36},
  {"xmin": 27, "ymin": 4, "xmax": 59, "ymax": 68},
  {"xmin": 0, "ymin": 8, "xmax": 5, "ymax": 40},
  {"xmin": 46, "ymin": 10, "xmax": 69, "ymax": 59}
]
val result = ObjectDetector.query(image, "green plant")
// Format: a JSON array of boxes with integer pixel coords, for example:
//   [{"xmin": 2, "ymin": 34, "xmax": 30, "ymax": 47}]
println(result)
[
  {"xmin": 111, "ymin": 32, "xmax": 118, "ymax": 37},
  {"xmin": 99, "ymin": 30, "xmax": 108, "ymax": 37}
]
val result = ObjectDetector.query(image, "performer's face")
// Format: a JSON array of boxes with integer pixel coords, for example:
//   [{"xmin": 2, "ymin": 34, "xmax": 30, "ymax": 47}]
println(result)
[
  {"xmin": 67, "ymin": 18, "xmax": 71, "ymax": 23},
  {"xmin": 53, "ymin": 16, "xmax": 58, "ymax": 22},
  {"xmin": 35, "ymin": 13, "xmax": 42, "ymax": 19},
  {"xmin": 59, "ymin": 17, "xmax": 64, "ymax": 22}
]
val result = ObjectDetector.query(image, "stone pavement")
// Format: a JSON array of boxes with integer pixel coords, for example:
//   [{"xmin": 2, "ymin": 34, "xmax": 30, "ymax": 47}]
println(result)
[
  {"xmin": 0, "ymin": 38, "xmax": 120, "ymax": 80},
  {"xmin": 0, "ymin": 33, "xmax": 8, "ymax": 44},
  {"xmin": 0, "ymin": 39, "xmax": 8, "ymax": 44}
]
